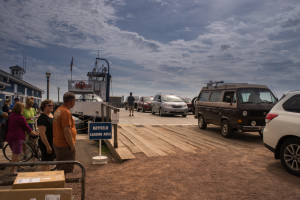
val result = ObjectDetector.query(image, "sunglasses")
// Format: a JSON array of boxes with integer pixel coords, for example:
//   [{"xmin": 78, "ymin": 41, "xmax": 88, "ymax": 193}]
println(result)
[{"xmin": 47, "ymin": 105, "xmax": 54, "ymax": 107}]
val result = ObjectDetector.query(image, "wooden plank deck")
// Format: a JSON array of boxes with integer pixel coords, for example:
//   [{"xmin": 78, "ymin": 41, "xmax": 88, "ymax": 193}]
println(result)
[{"xmin": 105, "ymin": 124, "xmax": 204, "ymax": 162}]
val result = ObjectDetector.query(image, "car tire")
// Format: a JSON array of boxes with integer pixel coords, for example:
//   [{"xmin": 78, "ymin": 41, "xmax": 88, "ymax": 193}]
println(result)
[
  {"xmin": 279, "ymin": 138, "xmax": 300, "ymax": 177},
  {"xmin": 221, "ymin": 120, "xmax": 233, "ymax": 138},
  {"xmin": 182, "ymin": 114, "xmax": 187, "ymax": 117},
  {"xmin": 159, "ymin": 108, "xmax": 163, "ymax": 116},
  {"xmin": 152, "ymin": 107, "xmax": 155, "ymax": 115},
  {"xmin": 259, "ymin": 130, "xmax": 263, "ymax": 137},
  {"xmin": 198, "ymin": 115, "xmax": 207, "ymax": 129}
]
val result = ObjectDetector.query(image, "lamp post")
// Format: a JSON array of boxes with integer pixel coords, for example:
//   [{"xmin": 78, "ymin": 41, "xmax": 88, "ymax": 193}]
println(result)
[
  {"xmin": 45, "ymin": 72, "xmax": 51, "ymax": 100},
  {"xmin": 57, "ymin": 87, "xmax": 60, "ymax": 103}
]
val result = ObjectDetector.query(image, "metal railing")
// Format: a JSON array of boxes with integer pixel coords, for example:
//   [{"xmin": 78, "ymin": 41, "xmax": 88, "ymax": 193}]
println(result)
[{"xmin": 0, "ymin": 161, "xmax": 86, "ymax": 200}]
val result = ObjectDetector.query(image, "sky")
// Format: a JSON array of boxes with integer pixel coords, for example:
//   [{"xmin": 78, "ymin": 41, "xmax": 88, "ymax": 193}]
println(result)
[{"xmin": 0, "ymin": 0, "xmax": 299, "ymax": 101}]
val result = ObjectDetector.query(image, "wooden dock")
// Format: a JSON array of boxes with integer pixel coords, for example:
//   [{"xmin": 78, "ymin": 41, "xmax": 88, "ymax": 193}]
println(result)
[{"xmin": 104, "ymin": 124, "xmax": 222, "ymax": 162}]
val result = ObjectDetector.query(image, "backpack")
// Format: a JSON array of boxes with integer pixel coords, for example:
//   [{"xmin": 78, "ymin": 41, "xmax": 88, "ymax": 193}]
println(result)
[{"xmin": 0, "ymin": 118, "xmax": 8, "ymax": 143}]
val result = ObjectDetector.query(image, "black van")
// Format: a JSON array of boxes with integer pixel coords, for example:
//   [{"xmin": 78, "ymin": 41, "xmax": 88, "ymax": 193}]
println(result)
[{"xmin": 194, "ymin": 83, "xmax": 278, "ymax": 138}]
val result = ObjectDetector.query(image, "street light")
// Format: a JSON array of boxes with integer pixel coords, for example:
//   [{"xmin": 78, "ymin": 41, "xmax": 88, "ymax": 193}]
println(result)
[
  {"xmin": 45, "ymin": 72, "xmax": 51, "ymax": 100},
  {"xmin": 57, "ymin": 87, "xmax": 60, "ymax": 103}
]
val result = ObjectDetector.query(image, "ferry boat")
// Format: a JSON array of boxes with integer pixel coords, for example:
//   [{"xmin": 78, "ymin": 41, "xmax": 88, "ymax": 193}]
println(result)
[{"xmin": 68, "ymin": 57, "xmax": 111, "ymax": 132}]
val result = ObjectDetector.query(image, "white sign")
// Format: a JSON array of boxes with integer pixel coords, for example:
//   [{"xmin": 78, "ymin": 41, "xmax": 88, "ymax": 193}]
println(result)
[
  {"xmin": 111, "ymin": 112, "xmax": 119, "ymax": 124},
  {"xmin": 68, "ymin": 80, "xmax": 94, "ymax": 93}
]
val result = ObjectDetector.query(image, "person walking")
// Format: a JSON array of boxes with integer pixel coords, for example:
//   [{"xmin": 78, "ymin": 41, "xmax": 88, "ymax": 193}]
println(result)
[
  {"xmin": 31, "ymin": 97, "xmax": 39, "ymax": 113},
  {"xmin": 128, "ymin": 92, "xmax": 135, "ymax": 116},
  {"xmin": 6, "ymin": 102, "xmax": 37, "ymax": 175},
  {"xmin": 10, "ymin": 97, "xmax": 19, "ymax": 110},
  {"xmin": 0, "ymin": 100, "xmax": 8, "ymax": 153},
  {"xmin": 53, "ymin": 92, "xmax": 77, "ymax": 173},
  {"xmin": 2, "ymin": 99, "xmax": 12, "ymax": 114},
  {"xmin": 22, "ymin": 98, "xmax": 37, "ymax": 158},
  {"xmin": 37, "ymin": 100, "xmax": 55, "ymax": 171},
  {"xmin": 0, "ymin": 99, "xmax": 8, "ymax": 122},
  {"xmin": 23, "ymin": 98, "xmax": 37, "ymax": 131}
]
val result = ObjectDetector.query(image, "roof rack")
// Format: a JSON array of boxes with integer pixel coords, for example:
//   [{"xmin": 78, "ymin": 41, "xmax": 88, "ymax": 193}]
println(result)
[
  {"xmin": 206, "ymin": 81, "xmax": 224, "ymax": 88},
  {"xmin": 206, "ymin": 81, "xmax": 250, "ymax": 89}
]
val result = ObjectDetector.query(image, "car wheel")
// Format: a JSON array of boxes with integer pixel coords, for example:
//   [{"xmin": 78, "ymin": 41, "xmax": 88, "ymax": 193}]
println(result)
[
  {"xmin": 182, "ymin": 114, "xmax": 187, "ymax": 117},
  {"xmin": 280, "ymin": 138, "xmax": 300, "ymax": 177},
  {"xmin": 259, "ymin": 130, "xmax": 263, "ymax": 137},
  {"xmin": 152, "ymin": 107, "xmax": 155, "ymax": 115},
  {"xmin": 221, "ymin": 120, "xmax": 232, "ymax": 138},
  {"xmin": 159, "ymin": 108, "xmax": 163, "ymax": 116},
  {"xmin": 198, "ymin": 115, "xmax": 207, "ymax": 129}
]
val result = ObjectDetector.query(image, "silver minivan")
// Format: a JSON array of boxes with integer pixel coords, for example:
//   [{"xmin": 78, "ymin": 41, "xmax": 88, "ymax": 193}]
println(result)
[{"xmin": 151, "ymin": 94, "xmax": 188, "ymax": 117}]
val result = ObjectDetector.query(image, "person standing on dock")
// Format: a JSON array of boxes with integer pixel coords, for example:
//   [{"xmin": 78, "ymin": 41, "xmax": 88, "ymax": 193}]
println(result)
[
  {"xmin": 37, "ymin": 100, "xmax": 55, "ymax": 171},
  {"xmin": 53, "ymin": 92, "xmax": 77, "ymax": 173},
  {"xmin": 128, "ymin": 92, "xmax": 135, "ymax": 116},
  {"xmin": 10, "ymin": 97, "xmax": 19, "ymax": 110},
  {"xmin": 2, "ymin": 99, "xmax": 12, "ymax": 114}
]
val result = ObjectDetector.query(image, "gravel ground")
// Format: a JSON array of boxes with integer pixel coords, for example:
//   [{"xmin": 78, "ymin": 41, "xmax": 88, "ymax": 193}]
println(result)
[
  {"xmin": 1, "ymin": 109, "xmax": 299, "ymax": 199},
  {"xmin": 70, "ymin": 125, "xmax": 300, "ymax": 200}
]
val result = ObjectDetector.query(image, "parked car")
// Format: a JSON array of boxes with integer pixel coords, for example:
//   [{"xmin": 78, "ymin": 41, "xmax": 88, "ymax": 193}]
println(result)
[
  {"xmin": 137, "ymin": 96, "xmax": 153, "ymax": 112},
  {"xmin": 263, "ymin": 90, "xmax": 300, "ymax": 177},
  {"xmin": 194, "ymin": 83, "xmax": 277, "ymax": 138},
  {"xmin": 124, "ymin": 96, "xmax": 139, "ymax": 110},
  {"xmin": 151, "ymin": 94, "xmax": 188, "ymax": 117},
  {"xmin": 180, "ymin": 97, "xmax": 193, "ymax": 113}
]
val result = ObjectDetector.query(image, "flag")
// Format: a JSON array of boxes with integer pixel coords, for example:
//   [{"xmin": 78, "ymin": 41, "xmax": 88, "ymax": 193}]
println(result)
[{"xmin": 70, "ymin": 57, "xmax": 73, "ymax": 72}]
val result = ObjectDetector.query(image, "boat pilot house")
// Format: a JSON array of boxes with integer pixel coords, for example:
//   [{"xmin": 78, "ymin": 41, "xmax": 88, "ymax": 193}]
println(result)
[{"xmin": 0, "ymin": 66, "xmax": 43, "ymax": 108}]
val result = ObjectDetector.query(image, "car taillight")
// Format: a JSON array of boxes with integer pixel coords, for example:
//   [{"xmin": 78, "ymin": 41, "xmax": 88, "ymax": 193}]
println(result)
[{"xmin": 265, "ymin": 113, "xmax": 278, "ymax": 123}]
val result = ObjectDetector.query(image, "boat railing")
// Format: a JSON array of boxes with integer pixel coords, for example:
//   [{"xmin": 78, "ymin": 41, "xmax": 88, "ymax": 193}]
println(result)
[{"xmin": 101, "ymin": 103, "xmax": 120, "ymax": 148}]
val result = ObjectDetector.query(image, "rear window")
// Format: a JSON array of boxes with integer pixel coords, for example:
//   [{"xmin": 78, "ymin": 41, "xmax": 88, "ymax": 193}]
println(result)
[
  {"xmin": 198, "ymin": 92, "xmax": 209, "ymax": 101},
  {"xmin": 209, "ymin": 91, "xmax": 222, "ymax": 102},
  {"xmin": 283, "ymin": 94, "xmax": 300, "ymax": 113}
]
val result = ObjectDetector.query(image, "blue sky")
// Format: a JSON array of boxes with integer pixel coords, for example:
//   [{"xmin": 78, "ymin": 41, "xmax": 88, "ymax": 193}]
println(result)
[{"xmin": 0, "ymin": 0, "xmax": 299, "ymax": 100}]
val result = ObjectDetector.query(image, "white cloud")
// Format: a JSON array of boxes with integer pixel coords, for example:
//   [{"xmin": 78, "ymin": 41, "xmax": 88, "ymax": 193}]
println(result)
[{"xmin": 1, "ymin": 0, "xmax": 300, "ymax": 99}]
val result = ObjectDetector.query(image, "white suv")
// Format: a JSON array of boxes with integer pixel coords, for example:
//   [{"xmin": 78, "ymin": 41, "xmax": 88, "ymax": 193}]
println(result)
[{"xmin": 263, "ymin": 91, "xmax": 300, "ymax": 176}]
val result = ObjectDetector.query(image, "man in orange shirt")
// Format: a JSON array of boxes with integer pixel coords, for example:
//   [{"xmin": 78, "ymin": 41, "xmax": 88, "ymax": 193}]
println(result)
[{"xmin": 53, "ymin": 92, "xmax": 77, "ymax": 173}]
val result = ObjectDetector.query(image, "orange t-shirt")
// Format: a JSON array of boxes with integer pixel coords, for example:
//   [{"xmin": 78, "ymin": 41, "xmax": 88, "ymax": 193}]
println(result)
[{"xmin": 53, "ymin": 105, "xmax": 77, "ymax": 147}]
